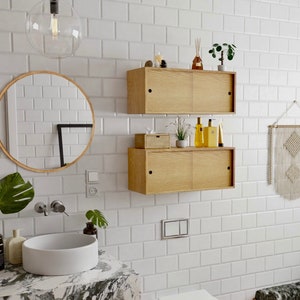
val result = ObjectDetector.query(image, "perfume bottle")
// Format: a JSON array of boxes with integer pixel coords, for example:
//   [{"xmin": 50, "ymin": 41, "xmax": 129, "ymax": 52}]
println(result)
[
  {"xmin": 192, "ymin": 38, "xmax": 203, "ymax": 70},
  {"xmin": 194, "ymin": 117, "xmax": 204, "ymax": 147}
]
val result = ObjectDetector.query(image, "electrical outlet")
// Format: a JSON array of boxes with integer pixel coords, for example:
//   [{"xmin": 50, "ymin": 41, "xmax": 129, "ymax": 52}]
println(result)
[{"xmin": 86, "ymin": 185, "xmax": 98, "ymax": 198}]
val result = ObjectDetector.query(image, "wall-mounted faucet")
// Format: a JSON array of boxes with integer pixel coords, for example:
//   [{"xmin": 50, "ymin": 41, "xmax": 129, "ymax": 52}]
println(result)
[
  {"xmin": 50, "ymin": 200, "xmax": 69, "ymax": 216},
  {"xmin": 34, "ymin": 200, "xmax": 69, "ymax": 216},
  {"xmin": 34, "ymin": 202, "xmax": 48, "ymax": 216}
]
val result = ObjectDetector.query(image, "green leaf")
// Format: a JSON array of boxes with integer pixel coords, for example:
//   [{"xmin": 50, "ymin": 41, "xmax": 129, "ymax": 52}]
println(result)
[
  {"xmin": 85, "ymin": 209, "xmax": 108, "ymax": 228},
  {"xmin": 0, "ymin": 172, "xmax": 34, "ymax": 214},
  {"xmin": 213, "ymin": 43, "xmax": 219, "ymax": 47},
  {"xmin": 216, "ymin": 45, "xmax": 222, "ymax": 52}
]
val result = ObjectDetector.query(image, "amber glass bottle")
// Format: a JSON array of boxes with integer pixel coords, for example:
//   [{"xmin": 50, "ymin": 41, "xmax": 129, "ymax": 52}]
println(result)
[
  {"xmin": 192, "ymin": 38, "xmax": 203, "ymax": 70},
  {"xmin": 192, "ymin": 56, "xmax": 203, "ymax": 70}
]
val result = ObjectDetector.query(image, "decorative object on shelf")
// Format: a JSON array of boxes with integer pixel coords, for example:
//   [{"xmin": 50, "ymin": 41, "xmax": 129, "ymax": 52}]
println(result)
[
  {"xmin": 144, "ymin": 60, "xmax": 153, "ymax": 67},
  {"xmin": 160, "ymin": 59, "xmax": 167, "ymax": 68},
  {"xmin": 84, "ymin": 209, "xmax": 108, "ymax": 239},
  {"xmin": 192, "ymin": 38, "xmax": 203, "ymax": 70},
  {"xmin": 208, "ymin": 43, "xmax": 236, "ymax": 71},
  {"xmin": 0, "ymin": 172, "xmax": 34, "ymax": 214},
  {"xmin": 26, "ymin": 0, "xmax": 82, "ymax": 58},
  {"xmin": 135, "ymin": 133, "xmax": 170, "ymax": 149},
  {"xmin": 154, "ymin": 52, "xmax": 163, "ymax": 67},
  {"xmin": 167, "ymin": 116, "xmax": 192, "ymax": 148},
  {"xmin": 268, "ymin": 100, "xmax": 300, "ymax": 200}
]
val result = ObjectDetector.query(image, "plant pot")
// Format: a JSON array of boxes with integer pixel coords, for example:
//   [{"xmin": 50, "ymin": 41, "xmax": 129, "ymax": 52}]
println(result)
[
  {"xmin": 218, "ymin": 65, "xmax": 226, "ymax": 71},
  {"xmin": 176, "ymin": 140, "xmax": 188, "ymax": 148}
]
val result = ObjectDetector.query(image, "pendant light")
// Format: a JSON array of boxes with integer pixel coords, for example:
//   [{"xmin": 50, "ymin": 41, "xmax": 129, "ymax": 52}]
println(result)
[{"xmin": 26, "ymin": 0, "xmax": 82, "ymax": 58}]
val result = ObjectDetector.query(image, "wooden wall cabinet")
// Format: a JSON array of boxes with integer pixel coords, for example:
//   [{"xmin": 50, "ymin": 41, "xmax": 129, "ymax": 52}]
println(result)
[
  {"xmin": 128, "ymin": 147, "xmax": 235, "ymax": 195},
  {"xmin": 127, "ymin": 67, "xmax": 236, "ymax": 115}
]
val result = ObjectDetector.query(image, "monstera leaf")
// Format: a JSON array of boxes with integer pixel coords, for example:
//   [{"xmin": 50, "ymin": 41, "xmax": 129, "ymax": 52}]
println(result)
[
  {"xmin": 0, "ymin": 172, "xmax": 34, "ymax": 214},
  {"xmin": 85, "ymin": 209, "xmax": 108, "ymax": 228}
]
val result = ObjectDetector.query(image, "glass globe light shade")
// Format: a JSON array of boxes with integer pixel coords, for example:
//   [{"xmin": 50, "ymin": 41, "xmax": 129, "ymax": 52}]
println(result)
[{"xmin": 26, "ymin": 0, "xmax": 82, "ymax": 58}]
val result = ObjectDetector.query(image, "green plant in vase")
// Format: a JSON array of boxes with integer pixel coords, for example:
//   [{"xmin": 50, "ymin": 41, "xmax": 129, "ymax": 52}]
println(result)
[
  {"xmin": 208, "ymin": 43, "xmax": 236, "ymax": 71},
  {"xmin": 84, "ymin": 209, "xmax": 108, "ymax": 238},
  {"xmin": 167, "ymin": 116, "xmax": 192, "ymax": 148}
]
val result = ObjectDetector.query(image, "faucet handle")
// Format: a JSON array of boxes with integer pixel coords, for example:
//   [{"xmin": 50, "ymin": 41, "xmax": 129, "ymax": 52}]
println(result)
[
  {"xmin": 50, "ymin": 200, "xmax": 68, "ymax": 216},
  {"xmin": 34, "ymin": 202, "xmax": 48, "ymax": 216}
]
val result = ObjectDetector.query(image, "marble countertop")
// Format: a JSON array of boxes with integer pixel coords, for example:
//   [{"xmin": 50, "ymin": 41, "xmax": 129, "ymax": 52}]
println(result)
[{"xmin": 0, "ymin": 251, "xmax": 140, "ymax": 300}]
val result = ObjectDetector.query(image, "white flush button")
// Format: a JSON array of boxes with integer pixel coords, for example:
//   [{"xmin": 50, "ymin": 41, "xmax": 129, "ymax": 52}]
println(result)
[
  {"xmin": 165, "ymin": 221, "xmax": 179, "ymax": 236},
  {"xmin": 179, "ymin": 219, "xmax": 188, "ymax": 235}
]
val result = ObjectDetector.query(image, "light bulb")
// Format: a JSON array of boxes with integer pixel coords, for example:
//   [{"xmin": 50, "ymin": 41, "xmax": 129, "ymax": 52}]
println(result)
[
  {"xmin": 50, "ymin": 0, "xmax": 58, "ymax": 39},
  {"xmin": 50, "ymin": 14, "xmax": 58, "ymax": 38},
  {"xmin": 26, "ymin": 0, "xmax": 82, "ymax": 58}
]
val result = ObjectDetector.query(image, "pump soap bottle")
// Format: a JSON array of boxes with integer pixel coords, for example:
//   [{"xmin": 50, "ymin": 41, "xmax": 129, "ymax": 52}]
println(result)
[
  {"xmin": 6, "ymin": 229, "xmax": 26, "ymax": 264},
  {"xmin": 194, "ymin": 117, "xmax": 204, "ymax": 147},
  {"xmin": 204, "ymin": 119, "xmax": 218, "ymax": 147}
]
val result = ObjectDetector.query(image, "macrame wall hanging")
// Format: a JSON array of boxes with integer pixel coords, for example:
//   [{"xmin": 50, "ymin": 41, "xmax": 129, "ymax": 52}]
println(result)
[{"xmin": 268, "ymin": 100, "xmax": 300, "ymax": 200}]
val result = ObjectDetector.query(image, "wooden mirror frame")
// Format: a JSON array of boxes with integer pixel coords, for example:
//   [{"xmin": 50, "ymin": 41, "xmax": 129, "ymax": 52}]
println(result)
[{"xmin": 0, "ymin": 70, "xmax": 95, "ymax": 173}]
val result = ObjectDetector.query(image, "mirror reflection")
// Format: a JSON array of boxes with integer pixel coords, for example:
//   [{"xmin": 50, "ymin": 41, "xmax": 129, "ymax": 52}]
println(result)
[{"xmin": 0, "ymin": 71, "xmax": 95, "ymax": 173}]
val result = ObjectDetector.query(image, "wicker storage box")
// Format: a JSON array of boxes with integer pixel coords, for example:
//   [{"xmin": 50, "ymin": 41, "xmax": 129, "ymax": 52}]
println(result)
[{"xmin": 135, "ymin": 134, "xmax": 170, "ymax": 149}]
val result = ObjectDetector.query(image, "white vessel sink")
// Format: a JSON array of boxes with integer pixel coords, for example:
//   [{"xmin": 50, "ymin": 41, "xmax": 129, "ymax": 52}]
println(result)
[{"xmin": 22, "ymin": 233, "xmax": 98, "ymax": 276}]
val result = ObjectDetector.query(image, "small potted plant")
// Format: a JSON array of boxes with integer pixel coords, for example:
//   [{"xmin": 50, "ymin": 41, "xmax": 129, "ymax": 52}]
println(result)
[
  {"xmin": 167, "ymin": 116, "xmax": 192, "ymax": 148},
  {"xmin": 83, "ymin": 209, "xmax": 108, "ymax": 239},
  {"xmin": 208, "ymin": 43, "xmax": 236, "ymax": 71}
]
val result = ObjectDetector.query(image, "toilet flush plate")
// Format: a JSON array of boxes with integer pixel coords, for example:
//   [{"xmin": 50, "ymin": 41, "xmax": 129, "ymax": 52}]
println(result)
[{"xmin": 161, "ymin": 218, "xmax": 189, "ymax": 239}]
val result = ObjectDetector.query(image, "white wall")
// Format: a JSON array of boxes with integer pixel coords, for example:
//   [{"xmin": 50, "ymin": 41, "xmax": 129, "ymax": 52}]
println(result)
[{"xmin": 1, "ymin": 0, "xmax": 300, "ymax": 299}]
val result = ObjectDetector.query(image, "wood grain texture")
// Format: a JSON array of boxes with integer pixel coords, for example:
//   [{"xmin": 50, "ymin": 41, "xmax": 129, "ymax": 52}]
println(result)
[
  {"xmin": 128, "ymin": 147, "xmax": 235, "ymax": 194},
  {"xmin": 127, "ymin": 67, "xmax": 236, "ymax": 115}
]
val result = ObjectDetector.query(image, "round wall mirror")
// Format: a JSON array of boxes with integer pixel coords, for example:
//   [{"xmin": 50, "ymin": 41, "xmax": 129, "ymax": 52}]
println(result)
[{"xmin": 0, "ymin": 70, "xmax": 95, "ymax": 173}]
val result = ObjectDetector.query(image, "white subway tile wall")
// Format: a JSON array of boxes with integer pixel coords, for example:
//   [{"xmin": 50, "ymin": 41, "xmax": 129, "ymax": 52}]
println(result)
[{"xmin": 1, "ymin": 0, "xmax": 300, "ymax": 299}]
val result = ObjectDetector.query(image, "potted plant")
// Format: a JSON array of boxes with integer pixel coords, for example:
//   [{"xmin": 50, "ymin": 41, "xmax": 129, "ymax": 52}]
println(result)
[
  {"xmin": 167, "ymin": 116, "xmax": 192, "ymax": 148},
  {"xmin": 0, "ymin": 172, "xmax": 34, "ymax": 214},
  {"xmin": 208, "ymin": 43, "xmax": 236, "ymax": 71},
  {"xmin": 84, "ymin": 209, "xmax": 108, "ymax": 239}
]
